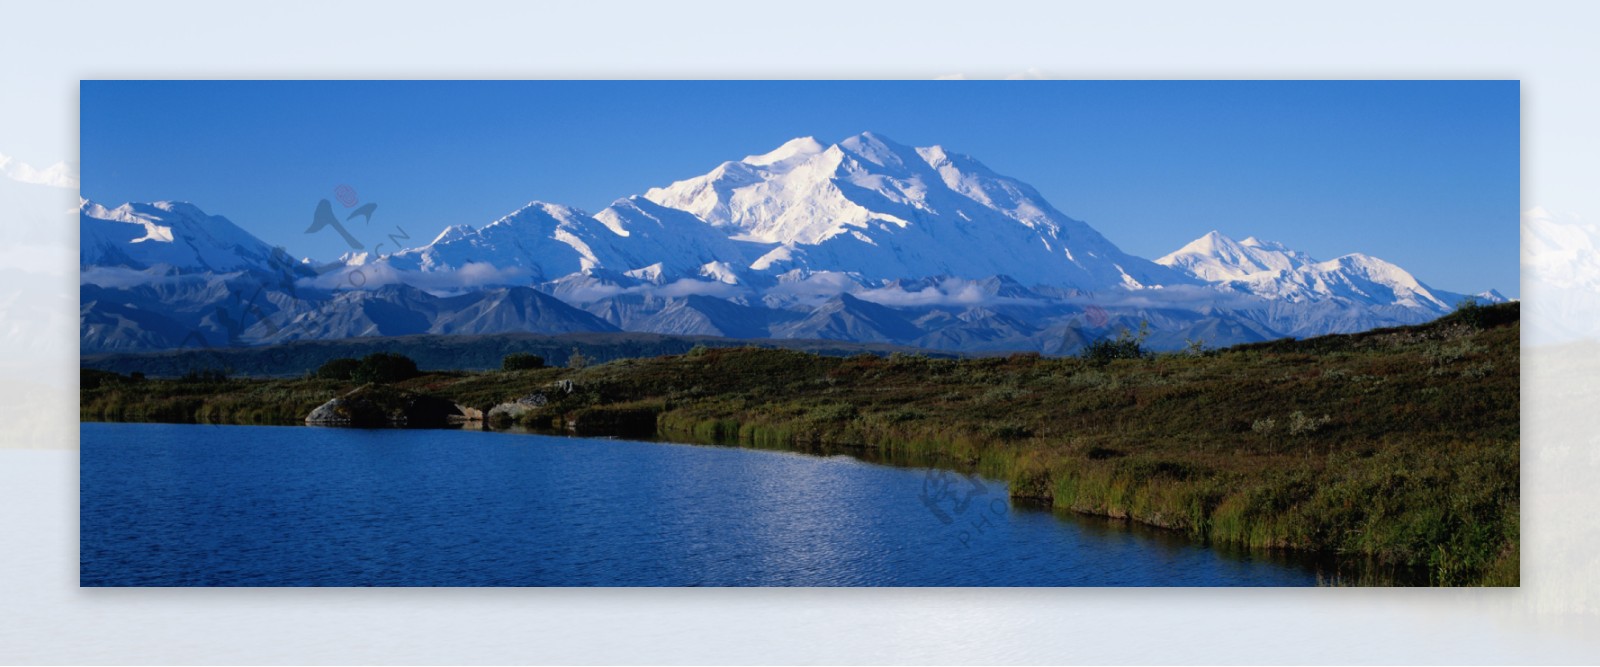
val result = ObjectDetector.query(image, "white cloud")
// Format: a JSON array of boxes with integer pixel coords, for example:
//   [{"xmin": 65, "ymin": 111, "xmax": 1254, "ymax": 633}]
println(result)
[
  {"xmin": 652, "ymin": 278, "xmax": 746, "ymax": 299},
  {"xmin": 297, "ymin": 261, "xmax": 530, "ymax": 294},
  {"xmin": 0, "ymin": 152, "xmax": 78, "ymax": 189},
  {"xmin": 855, "ymin": 277, "xmax": 1046, "ymax": 308}
]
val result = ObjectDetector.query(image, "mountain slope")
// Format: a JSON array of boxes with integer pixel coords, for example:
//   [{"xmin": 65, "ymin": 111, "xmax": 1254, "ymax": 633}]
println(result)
[
  {"xmin": 80, "ymin": 200, "xmax": 299, "ymax": 276},
  {"xmin": 78, "ymin": 133, "xmax": 1508, "ymax": 355},
  {"xmin": 256, "ymin": 284, "xmax": 618, "ymax": 344},
  {"xmin": 645, "ymin": 132, "xmax": 1191, "ymax": 289},
  {"xmin": 1157, "ymin": 231, "xmax": 1315, "ymax": 282},
  {"xmin": 383, "ymin": 202, "xmax": 633, "ymax": 281},
  {"xmin": 1158, "ymin": 230, "xmax": 1478, "ymax": 314},
  {"xmin": 773, "ymin": 293, "xmax": 926, "ymax": 343}
]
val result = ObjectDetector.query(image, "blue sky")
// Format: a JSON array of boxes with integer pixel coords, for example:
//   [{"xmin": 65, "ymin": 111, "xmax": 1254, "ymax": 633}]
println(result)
[{"xmin": 80, "ymin": 80, "xmax": 1519, "ymax": 297}]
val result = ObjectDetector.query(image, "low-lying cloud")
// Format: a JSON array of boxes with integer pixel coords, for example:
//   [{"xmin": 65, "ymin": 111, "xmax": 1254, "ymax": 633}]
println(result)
[
  {"xmin": 297, "ymin": 261, "xmax": 530, "ymax": 294},
  {"xmin": 853, "ymin": 277, "xmax": 1047, "ymax": 308}
]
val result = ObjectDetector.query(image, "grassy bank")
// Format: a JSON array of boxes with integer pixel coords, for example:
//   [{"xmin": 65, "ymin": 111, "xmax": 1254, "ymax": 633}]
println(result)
[{"xmin": 81, "ymin": 303, "xmax": 1520, "ymax": 585}]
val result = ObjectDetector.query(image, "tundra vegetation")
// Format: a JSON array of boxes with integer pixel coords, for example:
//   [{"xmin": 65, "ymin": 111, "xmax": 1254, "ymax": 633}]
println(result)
[{"xmin": 81, "ymin": 302, "xmax": 1520, "ymax": 586}]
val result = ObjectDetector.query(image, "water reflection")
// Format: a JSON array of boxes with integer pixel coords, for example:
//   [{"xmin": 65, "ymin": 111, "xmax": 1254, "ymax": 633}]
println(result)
[{"xmin": 84, "ymin": 422, "xmax": 1348, "ymax": 586}]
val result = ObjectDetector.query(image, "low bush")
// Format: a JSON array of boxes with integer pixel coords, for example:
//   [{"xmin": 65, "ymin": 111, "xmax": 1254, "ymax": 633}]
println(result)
[
  {"xmin": 316, "ymin": 357, "xmax": 360, "ymax": 380},
  {"xmin": 351, "ymin": 352, "xmax": 419, "ymax": 384},
  {"xmin": 502, "ymin": 353, "xmax": 546, "ymax": 371}
]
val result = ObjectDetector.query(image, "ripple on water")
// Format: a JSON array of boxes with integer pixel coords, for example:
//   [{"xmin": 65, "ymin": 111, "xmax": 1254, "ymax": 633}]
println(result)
[{"xmin": 80, "ymin": 422, "xmax": 1325, "ymax": 587}]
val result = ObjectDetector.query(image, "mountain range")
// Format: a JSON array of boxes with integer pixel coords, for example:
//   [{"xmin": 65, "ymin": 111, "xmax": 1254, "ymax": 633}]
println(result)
[{"xmin": 78, "ymin": 131, "xmax": 1506, "ymax": 356}]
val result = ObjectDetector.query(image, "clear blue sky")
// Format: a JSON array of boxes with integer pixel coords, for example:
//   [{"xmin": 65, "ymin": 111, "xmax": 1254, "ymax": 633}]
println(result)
[{"xmin": 81, "ymin": 80, "xmax": 1520, "ymax": 297}]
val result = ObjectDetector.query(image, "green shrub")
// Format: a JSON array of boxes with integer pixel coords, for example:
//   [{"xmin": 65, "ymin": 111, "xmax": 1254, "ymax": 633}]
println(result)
[
  {"xmin": 81, "ymin": 368, "xmax": 127, "ymax": 390},
  {"xmin": 502, "ymin": 352, "xmax": 546, "ymax": 371},
  {"xmin": 807, "ymin": 403, "xmax": 857, "ymax": 423},
  {"xmin": 881, "ymin": 407, "xmax": 927, "ymax": 423},
  {"xmin": 981, "ymin": 384, "xmax": 1024, "ymax": 402},
  {"xmin": 315, "ymin": 357, "xmax": 360, "ymax": 380},
  {"xmin": 1286, "ymin": 411, "xmax": 1332, "ymax": 435},
  {"xmin": 179, "ymin": 368, "xmax": 228, "ymax": 383},
  {"xmin": 1082, "ymin": 321, "xmax": 1150, "ymax": 365},
  {"xmin": 983, "ymin": 421, "xmax": 1033, "ymax": 441},
  {"xmin": 1454, "ymin": 297, "xmax": 1487, "ymax": 328},
  {"xmin": 351, "ymin": 352, "xmax": 419, "ymax": 384}
]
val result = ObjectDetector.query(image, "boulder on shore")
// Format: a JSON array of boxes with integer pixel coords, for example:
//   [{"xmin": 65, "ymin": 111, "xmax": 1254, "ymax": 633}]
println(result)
[
  {"xmin": 305, "ymin": 383, "xmax": 465, "ymax": 428},
  {"xmin": 454, "ymin": 404, "xmax": 484, "ymax": 423},
  {"xmin": 486, "ymin": 401, "xmax": 535, "ymax": 425}
]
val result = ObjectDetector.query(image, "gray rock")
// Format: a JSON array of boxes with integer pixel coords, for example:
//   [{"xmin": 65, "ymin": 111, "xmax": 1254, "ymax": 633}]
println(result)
[{"xmin": 305, "ymin": 383, "xmax": 464, "ymax": 428}]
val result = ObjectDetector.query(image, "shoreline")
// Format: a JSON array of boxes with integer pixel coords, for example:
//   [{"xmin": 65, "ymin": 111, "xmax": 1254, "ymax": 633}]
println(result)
[
  {"xmin": 85, "ymin": 418, "xmax": 1383, "ymax": 585},
  {"xmin": 79, "ymin": 303, "xmax": 1520, "ymax": 586}
]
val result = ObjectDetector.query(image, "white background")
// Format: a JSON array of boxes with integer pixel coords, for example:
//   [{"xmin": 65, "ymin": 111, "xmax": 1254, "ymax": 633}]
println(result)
[{"xmin": 3, "ymin": 1, "xmax": 1598, "ymax": 663}]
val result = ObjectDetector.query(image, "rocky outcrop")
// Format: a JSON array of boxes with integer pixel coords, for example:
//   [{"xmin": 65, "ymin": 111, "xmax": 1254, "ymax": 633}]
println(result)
[
  {"xmin": 453, "ymin": 404, "xmax": 484, "ymax": 423},
  {"xmin": 305, "ymin": 383, "xmax": 465, "ymax": 428},
  {"xmin": 485, "ymin": 392, "xmax": 551, "ymax": 429}
]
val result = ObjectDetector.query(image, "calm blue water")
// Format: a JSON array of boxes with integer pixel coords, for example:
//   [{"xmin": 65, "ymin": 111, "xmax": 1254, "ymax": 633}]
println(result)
[{"xmin": 80, "ymin": 422, "xmax": 1323, "ymax": 586}]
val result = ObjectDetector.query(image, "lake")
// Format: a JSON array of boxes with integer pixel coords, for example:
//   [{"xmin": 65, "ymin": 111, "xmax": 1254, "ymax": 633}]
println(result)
[{"xmin": 80, "ymin": 422, "xmax": 1327, "ymax": 586}]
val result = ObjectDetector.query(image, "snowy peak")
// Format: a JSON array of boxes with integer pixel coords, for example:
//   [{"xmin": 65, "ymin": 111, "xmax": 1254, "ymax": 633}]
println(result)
[
  {"xmin": 643, "ymin": 131, "xmax": 1182, "ymax": 289},
  {"xmin": 835, "ymin": 131, "xmax": 930, "ymax": 173},
  {"xmin": 1159, "ymin": 231, "xmax": 1461, "ymax": 312},
  {"xmin": 430, "ymin": 224, "xmax": 477, "ymax": 245},
  {"xmin": 1304, "ymin": 253, "xmax": 1449, "ymax": 311},
  {"xmin": 1475, "ymin": 288, "xmax": 1510, "ymax": 303},
  {"xmin": 378, "ymin": 193, "xmax": 758, "ymax": 287},
  {"xmin": 742, "ymin": 136, "xmax": 825, "ymax": 168},
  {"xmin": 485, "ymin": 200, "xmax": 592, "ymax": 232},
  {"xmin": 79, "ymin": 199, "xmax": 293, "ymax": 275},
  {"xmin": 387, "ymin": 200, "xmax": 632, "ymax": 279},
  {"xmin": 1157, "ymin": 230, "xmax": 1313, "ymax": 281},
  {"xmin": 918, "ymin": 146, "xmax": 1068, "ymax": 234}
]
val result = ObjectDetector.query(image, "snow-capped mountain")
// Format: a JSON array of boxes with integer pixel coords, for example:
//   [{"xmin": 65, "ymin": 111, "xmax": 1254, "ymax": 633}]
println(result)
[
  {"xmin": 1157, "ymin": 230, "xmax": 1487, "ymax": 314},
  {"xmin": 353, "ymin": 132, "xmax": 1187, "ymax": 292},
  {"xmin": 1157, "ymin": 231, "xmax": 1316, "ymax": 282},
  {"xmin": 375, "ymin": 196, "xmax": 760, "ymax": 286},
  {"xmin": 384, "ymin": 201, "xmax": 627, "ymax": 279},
  {"xmin": 644, "ymin": 132, "xmax": 1186, "ymax": 289},
  {"xmin": 78, "ymin": 132, "xmax": 1508, "ymax": 355},
  {"xmin": 80, "ymin": 199, "xmax": 299, "ymax": 277}
]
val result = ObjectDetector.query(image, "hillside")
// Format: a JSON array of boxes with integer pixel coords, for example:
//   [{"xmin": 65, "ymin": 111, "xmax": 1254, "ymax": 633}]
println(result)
[{"xmin": 80, "ymin": 330, "xmax": 953, "ymax": 378}]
